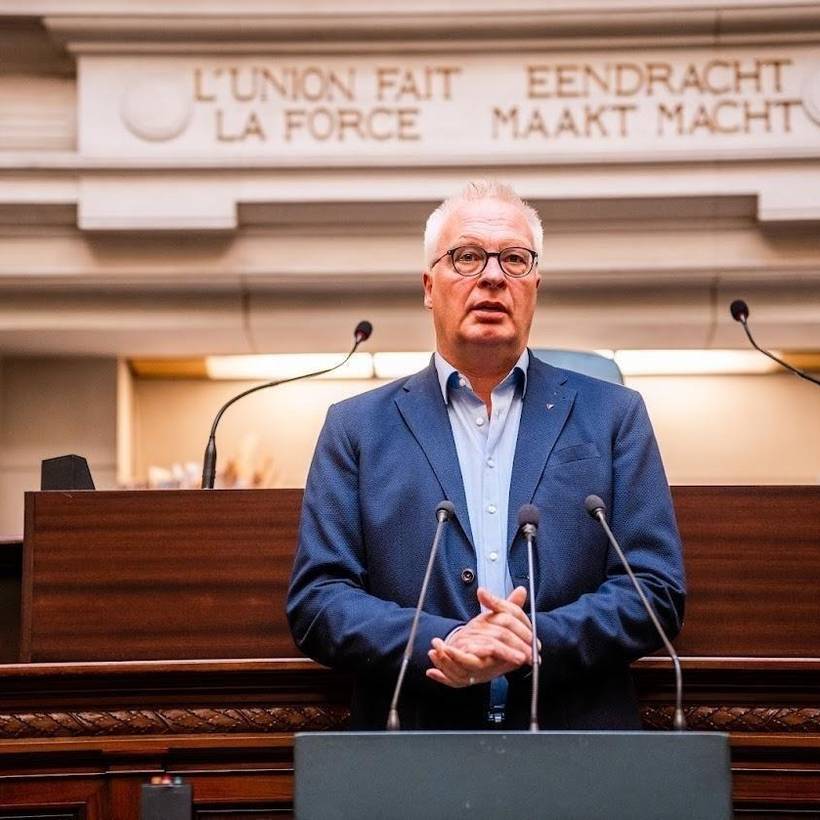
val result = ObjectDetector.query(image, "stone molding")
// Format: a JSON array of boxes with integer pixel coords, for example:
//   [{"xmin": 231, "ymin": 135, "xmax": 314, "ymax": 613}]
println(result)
[{"xmin": 40, "ymin": 4, "xmax": 820, "ymax": 53}]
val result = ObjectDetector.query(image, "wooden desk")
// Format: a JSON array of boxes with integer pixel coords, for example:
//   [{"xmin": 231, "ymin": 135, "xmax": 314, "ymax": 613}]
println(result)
[{"xmin": 0, "ymin": 486, "xmax": 815, "ymax": 818}]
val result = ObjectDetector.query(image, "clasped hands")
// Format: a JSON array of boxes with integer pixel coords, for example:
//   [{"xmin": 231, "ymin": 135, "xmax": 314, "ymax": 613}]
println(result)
[{"xmin": 426, "ymin": 586, "xmax": 537, "ymax": 688}]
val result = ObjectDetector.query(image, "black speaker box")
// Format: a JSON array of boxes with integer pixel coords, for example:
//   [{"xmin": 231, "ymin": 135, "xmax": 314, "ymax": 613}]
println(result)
[
  {"xmin": 140, "ymin": 782, "xmax": 192, "ymax": 820},
  {"xmin": 41, "ymin": 454, "xmax": 95, "ymax": 491}
]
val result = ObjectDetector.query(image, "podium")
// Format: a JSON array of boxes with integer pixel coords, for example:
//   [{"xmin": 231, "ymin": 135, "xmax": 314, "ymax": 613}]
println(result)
[{"xmin": 294, "ymin": 731, "xmax": 732, "ymax": 819}]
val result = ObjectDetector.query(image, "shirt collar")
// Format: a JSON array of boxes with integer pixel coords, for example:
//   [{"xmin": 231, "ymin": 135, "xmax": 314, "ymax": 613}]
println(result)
[{"xmin": 434, "ymin": 348, "xmax": 529, "ymax": 404}]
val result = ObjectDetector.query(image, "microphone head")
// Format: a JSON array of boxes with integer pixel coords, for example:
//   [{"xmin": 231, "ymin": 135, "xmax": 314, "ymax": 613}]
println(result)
[
  {"xmin": 354, "ymin": 320, "xmax": 373, "ymax": 343},
  {"xmin": 729, "ymin": 299, "xmax": 749, "ymax": 323},
  {"xmin": 584, "ymin": 494, "xmax": 606, "ymax": 519},
  {"xmin": 436, "ymin": 500, "xmax": 456, "ymax": 520},
  {"xmin": 517, "ymin": 503, "xmax": 540, "ymax": 529}
]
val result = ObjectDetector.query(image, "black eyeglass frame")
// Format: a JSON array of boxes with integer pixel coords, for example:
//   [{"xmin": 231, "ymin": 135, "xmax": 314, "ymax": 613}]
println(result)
[{"xmin": 429, "ymin": 245, "xmax": 539, "ymax": 278}]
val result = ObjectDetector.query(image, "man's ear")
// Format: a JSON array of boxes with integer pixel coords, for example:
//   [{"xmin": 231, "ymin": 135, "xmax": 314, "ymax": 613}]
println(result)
[{"xmin": 422, "ymin": 271, "xmax": 433, "ymax": 309}]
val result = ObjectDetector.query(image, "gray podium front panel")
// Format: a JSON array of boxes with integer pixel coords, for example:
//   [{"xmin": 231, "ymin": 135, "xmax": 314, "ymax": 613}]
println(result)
[{"xmin": 294, "ymin": 731, "xmax": 731, "ymax": 820}]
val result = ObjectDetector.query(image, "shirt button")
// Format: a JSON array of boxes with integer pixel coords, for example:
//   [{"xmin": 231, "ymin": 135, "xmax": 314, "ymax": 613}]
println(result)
[
  {"xmin": 475, "ymin": 417, "xmax": 484, "ymax": 427},
  {"xmin": 487, "ymin": 504, "xmax": 497, "ymax": 514},
  {"xmin": 489, "ymin": 551, "xmax": 498, "ymax": 562},
  {"xmin": 487, "ymin": 457, "xmax": 495, "ymax": 468}
]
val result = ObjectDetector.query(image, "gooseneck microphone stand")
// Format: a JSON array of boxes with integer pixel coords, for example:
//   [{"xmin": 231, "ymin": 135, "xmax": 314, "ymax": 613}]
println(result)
[
  {"xmin": 517, "ymin": 504, "xmax": 542, "ymax": 732},
  {"xmin": 585, "ymin": 495, "xmax": 686, "ymax": 731},
  {"xmin": 201, "ymin": 321, "xmax": 372, "ymax": 489},
  {"xmin": 730, "ymin": 300, "xmax": 820, "ymax": 387},
  {"xmin": 387, "ymin": 500, "xmax": 455, "ymax": 731}
]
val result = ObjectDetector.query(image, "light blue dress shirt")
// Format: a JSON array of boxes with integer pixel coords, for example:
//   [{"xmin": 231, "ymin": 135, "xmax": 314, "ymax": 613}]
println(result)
[{"xmin": 434, "ymin": 349, "xmax": 529, "ymax": 718}]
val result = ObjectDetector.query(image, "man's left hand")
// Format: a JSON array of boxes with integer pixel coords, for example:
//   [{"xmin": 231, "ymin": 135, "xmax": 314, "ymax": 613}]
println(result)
[{"xmin": 426, "ymin": 586, "xmax": 536, "ymax": 687}]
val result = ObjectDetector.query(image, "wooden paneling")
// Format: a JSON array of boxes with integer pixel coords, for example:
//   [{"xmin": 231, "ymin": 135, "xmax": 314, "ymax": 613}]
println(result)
[
  {"xmin": 672, "ymin": 486, "xmax": 820, "ymax": 657},
  {"xmin": 0, "ymin": 658, "xmax": 816, "ymax": 818},
  {"xmin": 0, "ymin": 776, "xmax": 105, "ymax": 819},
  {"xmin": 8, "ymin": 486, "xmax": 820, "ymax": 817},
  {"xmin": 0, "ymin": 542, "xmax": 21, "ymax": 664},
  {"xmin": 21, "ymin": 486, "xmax": 820, "ymax": 663},
  {"xmin": 22, "ymin": 490, "xmax": 302, "ymax": 662},
  {"xmin": 636, "ymin": 657, "xmax": 820, "ymax": 813}
]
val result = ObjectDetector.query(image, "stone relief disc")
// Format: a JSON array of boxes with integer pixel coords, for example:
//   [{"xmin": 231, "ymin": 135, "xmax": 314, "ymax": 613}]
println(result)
[{"xmin": 121, "ymin": 72, "xmax": 193, "ymax": 142}]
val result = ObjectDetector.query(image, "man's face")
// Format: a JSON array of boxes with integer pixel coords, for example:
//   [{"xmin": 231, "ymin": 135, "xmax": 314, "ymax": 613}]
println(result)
[{"xmin": 423, "ymin": 197, "xmax": 541, "ymax": 362}]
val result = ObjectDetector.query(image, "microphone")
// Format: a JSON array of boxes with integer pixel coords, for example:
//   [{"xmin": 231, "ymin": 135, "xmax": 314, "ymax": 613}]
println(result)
[
  {"xmin": 584, "ymin": 495, "xmax": 686, "ymax": 731},
  {"xmin": 354, "ymin": 320, "xmax": 373, "ymax": 344},
  {"xmin": 387, "ymin": 500, "xmax": 455, "ymax": 731},
  {"xmin": 201, "ymin": 320, "xmax": 373, "ymax": 489},
  {"xmin": 730, "ymin": 299, "xmax": 820, "ymax": 386},
  {"xmin": 517, "ymin": 503, "xmax": 541, "ymax": 732}
]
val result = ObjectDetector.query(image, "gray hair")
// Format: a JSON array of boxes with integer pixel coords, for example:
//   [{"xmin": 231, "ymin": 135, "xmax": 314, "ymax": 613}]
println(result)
[{"xmin": 424, "ymin": 180, "xmax": 544, "ymax": 265}]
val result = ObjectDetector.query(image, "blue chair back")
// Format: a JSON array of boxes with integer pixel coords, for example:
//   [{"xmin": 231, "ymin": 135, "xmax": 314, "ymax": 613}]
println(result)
[{"xmin": 531, "ymin": 349, "xmax": 624, "ymax": 385}]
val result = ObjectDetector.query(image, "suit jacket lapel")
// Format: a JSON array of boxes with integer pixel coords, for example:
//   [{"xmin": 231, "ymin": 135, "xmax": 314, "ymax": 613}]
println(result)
[
  {"xmin": 507, "ymin": 355, "xmax": 576, "ymax": 546},
  {"xmin": 395, "ymin": 362, "xmax": 474, "ymax": 548}
]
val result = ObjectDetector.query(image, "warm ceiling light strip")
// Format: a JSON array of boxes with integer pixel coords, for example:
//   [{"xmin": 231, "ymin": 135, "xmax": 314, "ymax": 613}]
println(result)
[
  {"xmin": 373, "ymin": 352, "xmax": 433, "ymax": 379},
  {"xmin": 205, "ymin": 353, "xmax": 374, "ymax": 380},
  {"xmin": 129, "ymin": 359, "xmax": 208, "ymax": 379},
  {"xmin": 129, "ymin": 350, "xmax": 817, "ymax": 380},
  {"xmin": 780, "ymin": 352, "xmax": 820, "ymax": 372},
  {"xmin": 613, "ymin": 349, "xmax": 779, "ymax": 376}
]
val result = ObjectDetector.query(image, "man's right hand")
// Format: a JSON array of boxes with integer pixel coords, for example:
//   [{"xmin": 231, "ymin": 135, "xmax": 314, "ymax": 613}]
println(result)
[{"xmin": 426, "ymin": 586, "xmax": 536, "ymax": 687}]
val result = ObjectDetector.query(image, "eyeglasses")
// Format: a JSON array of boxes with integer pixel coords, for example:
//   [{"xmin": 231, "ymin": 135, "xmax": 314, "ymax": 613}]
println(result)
[{"xmin": 430, "ymin": 245, "xmax": 538, "ymax": 278}]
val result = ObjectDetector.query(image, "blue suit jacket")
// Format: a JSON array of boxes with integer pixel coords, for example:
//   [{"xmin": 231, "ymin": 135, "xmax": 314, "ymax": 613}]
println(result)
[{"xmin": 287, "ymin": 354, "xmax": 685, "ymax": 730}]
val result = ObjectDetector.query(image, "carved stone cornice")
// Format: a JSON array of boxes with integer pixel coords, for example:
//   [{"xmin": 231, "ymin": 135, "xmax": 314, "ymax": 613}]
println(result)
[{"xmin": 40, "ymin": 3, "xmax": 820, "ymax": 53}]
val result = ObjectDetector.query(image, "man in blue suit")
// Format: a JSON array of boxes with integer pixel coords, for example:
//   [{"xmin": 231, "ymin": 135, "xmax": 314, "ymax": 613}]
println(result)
[{"xmin": 287, "ymin": 181, "xmax": 685, "ymax": 730}]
